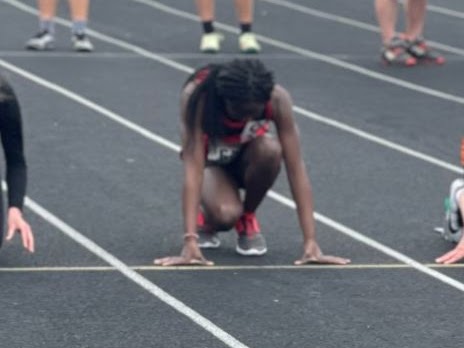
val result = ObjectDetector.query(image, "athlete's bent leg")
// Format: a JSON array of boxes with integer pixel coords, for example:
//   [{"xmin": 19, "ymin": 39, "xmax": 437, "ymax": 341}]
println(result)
[
  {"xmin": 239, "ymin": 136, "xmax": 282, "ymax": 212},
  {"xmin": 201, "ymin": 166, "xmax": 243, "ymax": 231}
]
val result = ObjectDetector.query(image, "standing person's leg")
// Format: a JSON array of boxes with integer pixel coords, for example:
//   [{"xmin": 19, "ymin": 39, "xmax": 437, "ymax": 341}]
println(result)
[
  {"xmin": 195, "ymin": 0, "xmax": 223, "ymax": 53},
  {"xmin": 375, "ymin": 0, "xmax": 416, "ymax": 66},
  {"xmin": 69, "ymin": 0, "xmax": 94, "ymax": 52},
  {"xmin": 404, "ymin": 0, "xmax": 426, "ymax": 40},
  {"xmin": 233, "ymin": 136, "xmax": 282, "ymax": 255},
  {"xmin": 25, "ymin": 0, "xmax": 57, "ymax": 50},
  {"xmin": 404, "ymin": 0, "xmax": 445, "ymax": 64},
  {"xmin": 198, "ymin": 166, "xmax": 243, "ymax": 248},
  {"xmin": 234, "ymin": 0, "xmax": 261, "ymax": 53},
  {"xmin": 375, "ymin": 0, "xmax": 397, "ymax": 44}
]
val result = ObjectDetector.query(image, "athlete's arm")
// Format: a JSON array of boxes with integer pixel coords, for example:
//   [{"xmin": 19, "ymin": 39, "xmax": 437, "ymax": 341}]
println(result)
[
  {"xmin": 436, "ymin": 189, "xmax": 464, "ymax": 264},
  {"xmin": 0, "ymin": 81, "xmax": 34, "ymax": 253},
  {"xmin": 155, "ymin": 82, "xmax": 212, "ymax": 266},
  {"xmin": 272, "ymin": 85, "xmax": 349, "ymax": 265}
]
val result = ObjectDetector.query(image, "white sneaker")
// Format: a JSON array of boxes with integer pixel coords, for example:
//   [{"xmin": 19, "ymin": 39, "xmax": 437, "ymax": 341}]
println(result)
[
  {"xmin": 238, "ymin": 32, "xmax": 261, "ymax": 53},
  {"xmin": 72, "ymin": 34, "xmax": 94, "ymax": 52},
  {"xmin": 25, "ymin": 31, "xmax": 54, "ymax": 51},
  {"xmin": 200, "ymin": 32, "xmax": 223, "ymax": 53}
]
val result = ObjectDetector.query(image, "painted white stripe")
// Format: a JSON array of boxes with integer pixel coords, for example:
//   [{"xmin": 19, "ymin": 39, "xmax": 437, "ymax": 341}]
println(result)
[
  {"xmin": 294, "ymin": 106, "xmax": 464, "ymax": 175},
  {"xmin": 2, "ymin": 263, "xmax": 464, "ymax": 272},
  {"xmin": 22, "ymin": 198, "xmax": 249, "ymax": 348},
  {"xmin": 0, "ymin": 60, "xmax": 181, "ymax": 153},
  {"xmin": 133, "ymin": 0, "xmax": 464, "ymax": 107},
  {"xmin": 0, "ymin": 51, "xmax": 143, "ymax": 59},
  {"xmin": 2, "ymin": 0, "xmax": 462, "ymax": 176},
  {"xmin": 2, "ymin": 60, "xmax": 464, "ymax": 294},
  {"xmin": 267, "ymin": 191, "xmax": 464, "ymax": 291},
  {"xmin": 427, "ymin": 4, "xmax": 464, "ymax": 20},
  {"xmin": 260, "ymin": 0, "xmax": 464, "ymax": 57}
]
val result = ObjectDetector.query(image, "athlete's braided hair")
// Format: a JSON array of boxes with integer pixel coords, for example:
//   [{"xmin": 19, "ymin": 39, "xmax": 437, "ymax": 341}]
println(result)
[{"xmin": 184, "ymin": 59, "xmax": 274, "ymax": 142}]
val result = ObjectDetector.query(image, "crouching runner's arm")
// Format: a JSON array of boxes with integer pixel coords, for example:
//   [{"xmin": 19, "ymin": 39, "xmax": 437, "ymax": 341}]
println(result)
[
  {"xmin": 154, "ymin": 84, "xmax": 213, "ymax": 266},
  {"xmin": 272, "ymin": 85, "xmax": 350, "ymax": 265},
  {"xmin": 436, "ymin": 186, "xmax": 464, "ymax": 264}
]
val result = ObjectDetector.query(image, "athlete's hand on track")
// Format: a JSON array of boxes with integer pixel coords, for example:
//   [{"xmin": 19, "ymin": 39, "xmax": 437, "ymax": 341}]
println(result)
[
  {"xmin": 294, "ymin": 241, "xmax": 350, "ymax": 265},
  {"xmin": 5, "ymin": 207, "xmax": 34, "ymax": 253},
  {"xmin": 154, "ymin": 241, "xmax": 214, "ymax": 266},
  {"xmin": 435, "ymin": 242, "xmax": 464, "ymax": 264}
]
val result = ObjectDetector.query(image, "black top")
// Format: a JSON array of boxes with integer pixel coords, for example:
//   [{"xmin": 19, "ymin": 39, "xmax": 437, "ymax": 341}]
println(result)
[{"xmin": 0, "ymin": 77, "xmax": 27, "ymax": 210}]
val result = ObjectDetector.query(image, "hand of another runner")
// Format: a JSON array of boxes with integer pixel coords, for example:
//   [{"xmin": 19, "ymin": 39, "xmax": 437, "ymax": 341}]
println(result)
[
  {"xmin": 154, "ymin": 240, "xmax": 214, "ymax": 266},
  {"xmin": 294, "ymin": 241, "xmax": 350, "ymax": 265},
  {"xmin": 435, "ymin": 243, "xmax": 464, "ymax": 264},
  {"xmin": 5, "ymin": 207, "xmax": 35, "ymax": 253}
]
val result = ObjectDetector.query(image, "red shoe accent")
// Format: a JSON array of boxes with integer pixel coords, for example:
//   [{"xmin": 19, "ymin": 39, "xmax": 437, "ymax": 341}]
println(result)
[
  {"xmin": 235, "ymin": 212, "xmax": 261, "ymax": 237},
  {"xmin": 435, "ymin": 56, "xmax": 446, "ymax": 65},
  {"xmin": 197, "ymin": 211, "xmax": 205, "ymax": 227}
]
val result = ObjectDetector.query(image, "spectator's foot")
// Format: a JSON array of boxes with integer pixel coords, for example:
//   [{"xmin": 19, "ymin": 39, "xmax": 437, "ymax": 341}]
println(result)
[
  {"xmin": 407, "ymin": 36, "xmax": 445, "ymax": 65},
  {"xmin": 200, "ymin": 32, "xmax": 223, "ymax": 53},
  {"xmin": 238, "ymin": 33, "xmax": 261, "ymax": 54},
  {"xmin": 381, "ymin": 36, "xmax": 416, "ymax": 67},
  {"xmin": 72, "ymin": 33, "xmax": 94, "ymax": 52},
  {"xmin": 25, "ymin": 31, "xmax": 54, "ymax": 51}
]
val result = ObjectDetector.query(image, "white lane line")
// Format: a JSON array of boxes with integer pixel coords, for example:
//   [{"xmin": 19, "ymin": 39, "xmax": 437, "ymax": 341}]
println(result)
[
  {"xmin": 21, "ymin": 198, "xmax": 250, "ymax": 348},
  {"xmin": 260, "ymin": 0, "xmax": 464, "ymax": 57},
  {"xmin": 2, "ymin": 263, "xmax": 464, "ymax": 272},
  {"xmin": 427, "ymin": 4, "xmax": 464, "ymax": 19},
  {"xmin": 5, "ymin": 0, "xmax": 464, "ymax": 108},
  {"xmin": 0, "ymin": 51, "xmax": 143, "ymax": 58},
  {"xmin": 133, "ymin": 0, "xmax": 464, "ymax": 107},
  {"xmin": 294, "ymin": 106, "xmax": 464, "ymax": 175},
  {"xmin": 2, "ymin": 0, "xmax": 462, "ymax": 176},
  {"xmin": 2, "ymin": 59, "xmax": 464, "ymax": 293}
]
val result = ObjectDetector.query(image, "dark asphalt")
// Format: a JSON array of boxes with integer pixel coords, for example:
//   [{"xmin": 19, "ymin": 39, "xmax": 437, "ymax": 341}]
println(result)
[{"xmin": 0, "ymin": 0, "xmax": 463, "ymax": 347}]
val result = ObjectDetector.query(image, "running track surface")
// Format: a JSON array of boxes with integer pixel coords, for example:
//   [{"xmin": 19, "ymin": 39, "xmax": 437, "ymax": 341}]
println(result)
[{"xmin": 0, "ymin": 0, "xmax": 463, "ymax": 347}]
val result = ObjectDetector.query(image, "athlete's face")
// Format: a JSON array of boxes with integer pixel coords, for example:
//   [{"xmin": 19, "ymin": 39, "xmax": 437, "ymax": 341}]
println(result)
[{"xmin": 224, "ymin": 100, "xmax": 265, "ymax": 122}]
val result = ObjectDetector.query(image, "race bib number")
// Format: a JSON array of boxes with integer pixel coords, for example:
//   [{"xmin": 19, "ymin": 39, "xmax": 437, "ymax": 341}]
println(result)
[{"xmin": 207, "ymin": 143, "xmax": 240, "ymax": 164}]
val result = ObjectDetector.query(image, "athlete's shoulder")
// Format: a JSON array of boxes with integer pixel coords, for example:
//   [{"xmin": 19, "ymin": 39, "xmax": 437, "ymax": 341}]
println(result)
[
  {"xmin": 271, "ymin": 84, "xmax": 292, "ymax": 103},
  {"xmin": 270, "ymin": 84, "xmax": 293, "ymax": 117}
]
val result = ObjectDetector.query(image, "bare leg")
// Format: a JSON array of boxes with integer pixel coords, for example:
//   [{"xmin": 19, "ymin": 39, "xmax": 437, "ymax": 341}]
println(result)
[
  {"xmin": 375, "ymin": 0, "xmax": 399, "ymax": 44},
  {"xmin": 195, "ymin": 0, "xmax": 215, "ymax": 21},
  {"xmin": 37, "ymin": 0, "xmax": 58, "ymax": 20},
  {"xmin": 201, "ymin": 167, "xmax": 243, "ymax": 231},
  {"xmin": 404, "ymin": 0, "xmax": 427, "ymax": 40},
  {"xmin": 238, "ymin": 136, "xmax": 282, "ymax": 213},
  {"xmin": 234, "ymin": 0, "xmax": 254, "ymax": 23},
  {"xmin": 68, "ymin": 0, "xmax": 89, "ymax": 21}
]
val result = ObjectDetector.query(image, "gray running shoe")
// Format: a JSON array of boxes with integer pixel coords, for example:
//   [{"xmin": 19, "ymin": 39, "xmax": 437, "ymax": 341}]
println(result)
[
  {"xmin": 235, "ymin": 212, "xmax": 267, "ymax": 256},
  {"xmin": 236, "ymin": 233, "xmax": 267, "ymax": 256},
  {"xmin": 72, "ymin": 34, "xmax": 94, "ymax": 52},
  {"xmin": 198, "ymin": 229, "xmax": 220, "ymax": 249},
  {"xmin": 25, "ymin": 31, "xmax": 54, "ymax": 51}
]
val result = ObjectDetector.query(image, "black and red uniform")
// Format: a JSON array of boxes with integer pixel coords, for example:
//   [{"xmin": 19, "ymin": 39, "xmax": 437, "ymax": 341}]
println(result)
[{"xmin": 193, "ymin": 68, "xmax": 274, "ymax": 166}]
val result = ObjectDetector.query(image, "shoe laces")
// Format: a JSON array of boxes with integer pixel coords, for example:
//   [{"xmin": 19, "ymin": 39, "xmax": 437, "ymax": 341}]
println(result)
[
  {"xmin": 74, "ymin": 33, "xmax": 87, "ymax": 41},
  {"xmin": 236, "ymin": 212, "xmax": 260, "ymax": 237},
  {"xmin": 34, "ymin": 30, "xmax": 50, "ymax": 38}
]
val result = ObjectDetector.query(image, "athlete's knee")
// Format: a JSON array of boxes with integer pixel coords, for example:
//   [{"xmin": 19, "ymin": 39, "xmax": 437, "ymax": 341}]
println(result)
[
  {"xmin": 253, "ymin": 136, "xmax": 282, "ymax": 166},
  {"xmin": 207, "ymin": 203, "xmax": 243, "ymax": 230}
]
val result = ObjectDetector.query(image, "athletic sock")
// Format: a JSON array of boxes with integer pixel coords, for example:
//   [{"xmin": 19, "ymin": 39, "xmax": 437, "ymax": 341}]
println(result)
[
  {"xmin": 202, "ymin": 21, "xmax": 215, "ymax": 34},
  {"xmin": 39, "ymin": 19, "xmax": 55, "ymax": 34},
  {"xmin": 240, "ymin": 23, "xmax": 252, "ymax": 34},
  {"xmin": 72, "ymin": 20, "xmax": 88, "ymax": 35}
]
